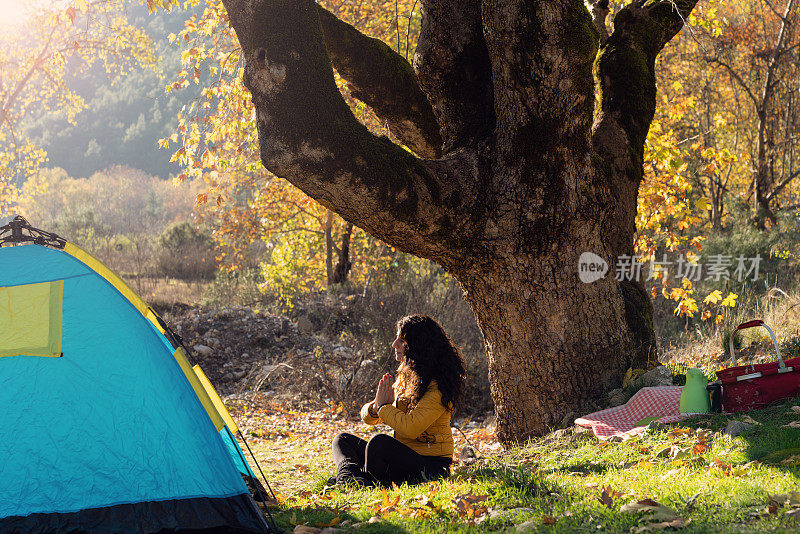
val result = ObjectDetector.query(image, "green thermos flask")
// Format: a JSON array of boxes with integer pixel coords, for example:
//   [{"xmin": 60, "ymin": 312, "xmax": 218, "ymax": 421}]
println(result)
[{"xmin": 680, "ymin": 368, "xmax": 711, "ymax": 413}]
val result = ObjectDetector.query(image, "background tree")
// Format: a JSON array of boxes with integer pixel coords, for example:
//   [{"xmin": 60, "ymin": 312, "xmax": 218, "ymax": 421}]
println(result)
[
  {"xmin": 161, "ymin": 0, "xmax": 423, "ymax": 297},
  {"xmin": 661, "ymin": 0, "xmax": 800, "ymax": 228},
  {"xmin": 0, "ymin": 0, "xmax": 155, "ymax": 212}
]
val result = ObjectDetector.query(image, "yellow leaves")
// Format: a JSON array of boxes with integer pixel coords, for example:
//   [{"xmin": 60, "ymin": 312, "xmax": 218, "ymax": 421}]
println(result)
[
  {"xmin": 623, "ymin": 368, "xmax": 645, "ymax": 389},
  {"xmin": 695, "ymin": 197, "xmax": 711, "ymax": 211},
  {"xmin": 65, "ymin": 7, "xmax": 77, "ymax": 23},
  {"xmin": 170, "ymin": 147, "xmax": 187, "ymax": 164},
  {"xmin": 703, "ymin": 290, "xmax": 723, "ymax": 305},
  {"xmin": 720, "ymin": 292, "xmax": 738, "ymax": 308}
]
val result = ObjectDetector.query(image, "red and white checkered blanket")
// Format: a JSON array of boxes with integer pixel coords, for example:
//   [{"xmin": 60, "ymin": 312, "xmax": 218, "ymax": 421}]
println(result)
[{"xmin": 575, "ymin": 386, "xmax": 691, "ymax": 440}]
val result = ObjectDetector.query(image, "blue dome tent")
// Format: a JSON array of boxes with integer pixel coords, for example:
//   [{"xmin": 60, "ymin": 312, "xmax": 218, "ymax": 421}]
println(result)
[{"xmin": 0, "ymin": 217, "xmax": 275, "ymax": 533}]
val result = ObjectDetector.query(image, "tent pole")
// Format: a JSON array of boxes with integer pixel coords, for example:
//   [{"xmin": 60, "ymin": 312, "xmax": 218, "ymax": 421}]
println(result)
[
  {"xmin": 223, "ymin": 427, "xmax": 280, "ymax": 533},
  {"xmin": 238, "ymin": 429, "xmax": 278, "ymax": 502}
]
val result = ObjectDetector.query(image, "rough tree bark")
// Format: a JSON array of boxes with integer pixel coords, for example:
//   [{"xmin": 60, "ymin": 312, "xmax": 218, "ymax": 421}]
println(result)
[{"xmin": 220, "ymin": 0, "xmax": 699, "ymax": 443}]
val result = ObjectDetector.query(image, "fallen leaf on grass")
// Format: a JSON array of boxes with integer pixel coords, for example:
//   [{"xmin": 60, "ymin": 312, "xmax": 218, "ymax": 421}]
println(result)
[
  {"xmin": 709, "ymin": 458, "xmax": 732, "ymax": 475},
  {"xmin": 293, "ymin": 526, "xmax": 321, "ymax": 534},
  {"xmin": 382, "ymin": 487, "xmax": 400, "ymax": 509},
  {"xmin": 741, "ymin": 415, "xmax": 761, "ymax": 425},
  {"xmin": 598, "ymin": 486, "xmax": 624, "ymax": 508},
  {"xmin": 542, "ymin": 515, "xmax": 557, "ymax": 524},
  {"xmin": 453, "ymin": 491, "xmax": 490, "ymax": 522},
  {"xmin": 790, "ymin": 406, "xmax": 800, "ymax": 414},
  {"xmin": 314, "ymin": 517, "xmax": 340, "ymax": 528},
  {"xmin": 631, "ymin": 518, "xmax": 691, "ymax": 532},
  {"xmin": 693, "ymin": 439, "xmax": 712, "ymax": 455},
  {"xmin": 667, "ymin": 428, "xmax": 694, "ymax": 438},
  {"xmin": 620, "ymin": 499, "xmax": 679, "ymax": 522},
  {"xmin": 769, "ymin": 492, "xmax": 800, "ymax": 507},
  {"xmin": 783, "ymin": 421, "xmax": 800, "ymax": 428},
  {"xmin": 655, "ymin": 446, "xmax": 673, "ymax": 458}
]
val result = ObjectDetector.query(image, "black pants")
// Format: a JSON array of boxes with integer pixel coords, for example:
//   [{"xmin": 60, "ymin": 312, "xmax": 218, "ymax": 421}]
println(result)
[{"xmin": 332, "ymin": 432, "xmax": 452, "ymax": 487}]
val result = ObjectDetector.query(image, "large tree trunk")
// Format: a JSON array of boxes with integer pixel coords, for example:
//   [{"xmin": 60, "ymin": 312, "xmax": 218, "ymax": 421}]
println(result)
[
  {"xmin": 221, "ymin": 0, "xmax": 698, "ymax": 443},
  {"xmin": 458, "ymin": 246, "xmax": 653, "ymax": 440}
]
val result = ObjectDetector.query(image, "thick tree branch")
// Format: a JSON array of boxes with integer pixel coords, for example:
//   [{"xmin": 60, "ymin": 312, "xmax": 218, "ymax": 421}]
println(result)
[
  {"xmin": 414, "ymin": 0, "xmax": 494, "ymax": 152},
  {"xmin": 0, "ymin": 26, "xmax": 57, "ymax": 126},
  {"xmin": 592, "ymin": 0, "xmax": 699, "ymax": 260},
  {"xmin": 221, "ymin": 0, "xmax": 482, "ymax": 267},
  {"xmin": 316, "ymin": 5, "xmax": 443, "ymax": 159},
  {"xmin": 766, "ymin": 169, "xmax": 800, "ymax": 201},
  {"xmin": 593, "ymin": 0, "xmax": 700, "ymax": 166}
]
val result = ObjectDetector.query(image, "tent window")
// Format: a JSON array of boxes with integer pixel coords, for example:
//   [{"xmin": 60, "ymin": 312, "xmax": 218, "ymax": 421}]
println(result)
[{"xmin": 0, "ymin": 280, "xmax": 63, "ymax": 358}]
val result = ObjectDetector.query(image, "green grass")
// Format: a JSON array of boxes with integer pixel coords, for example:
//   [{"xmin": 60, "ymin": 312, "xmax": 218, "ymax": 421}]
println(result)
[{"xmin": 250, "ymin": 400, "xmax": 800, "ymax": 533}]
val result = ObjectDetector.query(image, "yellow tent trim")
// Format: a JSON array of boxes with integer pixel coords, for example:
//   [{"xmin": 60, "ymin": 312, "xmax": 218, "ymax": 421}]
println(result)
[
  {"xmin": 174, "ymin": 347, "xmax": 225, "ymax": 431},
  {"xmin": 64, "ymin": 243, "xmax": 150, "ymax": 318},
  {"xmin": 65, "ymin": 244, "xmax": 167, "ymax": 336},
  {"xmin": 193, "ymin": 364, "xmax": 240, "ymax": 433}
]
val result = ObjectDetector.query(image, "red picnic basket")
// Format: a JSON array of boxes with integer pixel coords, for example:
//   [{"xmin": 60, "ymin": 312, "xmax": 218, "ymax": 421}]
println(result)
[{"xmin": 717, "ymin": 319, "xmax": 800, "ymax": 413}]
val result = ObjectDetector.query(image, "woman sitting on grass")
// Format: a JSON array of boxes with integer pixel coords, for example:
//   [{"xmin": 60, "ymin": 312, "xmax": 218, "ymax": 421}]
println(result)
[{"xmin": 331, "ymin": 314, "xmax": 466, "ymax": 487}]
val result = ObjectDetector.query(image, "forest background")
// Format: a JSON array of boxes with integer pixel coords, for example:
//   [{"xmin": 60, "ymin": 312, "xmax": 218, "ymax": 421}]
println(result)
[{"xmin": 3, "ymin": 0, "xmax": 800, "ymax": 417}]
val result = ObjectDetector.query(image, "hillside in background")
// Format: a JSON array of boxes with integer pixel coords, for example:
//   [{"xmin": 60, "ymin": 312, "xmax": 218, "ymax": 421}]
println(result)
[{"xmin": 24, "ymin": 5, "xmax": 202, "ymax": 178}]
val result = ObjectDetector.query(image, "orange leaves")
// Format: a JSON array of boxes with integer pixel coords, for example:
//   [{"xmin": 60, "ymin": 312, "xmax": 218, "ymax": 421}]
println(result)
[
  {"xmin": 382, "ymin": 487, "xmax": 401, "ymax": 509},
  {"xmin": 314, "ymin": 516, "xmax": 340, "ymax": 528},
  {"xmin": 452, "ymin": 491, "xmax": 490, "ymax": 524}
]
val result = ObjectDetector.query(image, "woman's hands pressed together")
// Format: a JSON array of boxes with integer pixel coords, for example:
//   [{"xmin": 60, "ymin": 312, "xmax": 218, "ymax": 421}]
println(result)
[{"xmin": 373, "ymin": 372, "xmax": 395, "ymax": 411}]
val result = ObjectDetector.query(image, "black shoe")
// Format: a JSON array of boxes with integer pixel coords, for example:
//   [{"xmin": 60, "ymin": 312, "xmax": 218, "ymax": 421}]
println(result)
[{"xmin": 335, "ymin": 461, "xmax": 375, "ymax": 487}]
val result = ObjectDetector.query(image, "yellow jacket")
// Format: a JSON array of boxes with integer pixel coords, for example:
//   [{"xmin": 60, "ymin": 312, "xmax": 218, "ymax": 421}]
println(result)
[{"xmin": 360, "ymin": 380, "xmax": 454, "ymax": 458}]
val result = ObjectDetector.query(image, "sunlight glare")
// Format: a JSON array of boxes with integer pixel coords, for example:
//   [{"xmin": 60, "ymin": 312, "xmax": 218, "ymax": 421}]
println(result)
[{"xmin": 0, "ymin": 0, "xmax": 35, "ymax": 32}]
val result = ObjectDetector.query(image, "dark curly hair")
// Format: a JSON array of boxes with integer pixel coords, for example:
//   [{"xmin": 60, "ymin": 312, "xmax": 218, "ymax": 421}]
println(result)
[{"xmin": 395, "ymin": 315, "xmax": 466, "ymax": 414}]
